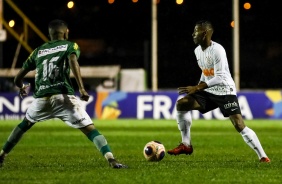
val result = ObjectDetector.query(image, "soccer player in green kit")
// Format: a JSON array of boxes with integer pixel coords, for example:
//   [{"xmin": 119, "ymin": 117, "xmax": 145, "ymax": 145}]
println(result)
[{"xmin": 0, "ymin": 19, "xmax": 127, "ymax": 169}]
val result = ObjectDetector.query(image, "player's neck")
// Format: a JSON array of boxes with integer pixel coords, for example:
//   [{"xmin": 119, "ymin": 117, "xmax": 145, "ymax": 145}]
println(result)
[
  {"xmin": 200, "ymin": 40, "xmax": 212, "ymax": 51},
  {"xmin": 50, "ymin": 37, "xmax": 65, "ymax": 41}
]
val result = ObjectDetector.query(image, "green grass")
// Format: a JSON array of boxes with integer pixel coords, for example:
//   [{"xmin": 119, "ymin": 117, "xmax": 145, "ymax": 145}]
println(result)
[{"xmin": 0, "ymin": 119, "xmax": 281, "ymax": 184}]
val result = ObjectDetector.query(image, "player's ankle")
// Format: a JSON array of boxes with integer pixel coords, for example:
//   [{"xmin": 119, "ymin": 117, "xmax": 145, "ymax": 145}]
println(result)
[
  {"xmin": 0, "ymin": 150, "xmax": 7, "ymax": 157},
  {"xmin": 104, "ymin": 152, "xmax": 114, "ymax": 160}
]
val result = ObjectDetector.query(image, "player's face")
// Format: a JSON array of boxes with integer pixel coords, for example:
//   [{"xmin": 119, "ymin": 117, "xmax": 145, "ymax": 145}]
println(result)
[{"xmin": 192, "ymin": 25, "xmax": 205, "ymax": 45}]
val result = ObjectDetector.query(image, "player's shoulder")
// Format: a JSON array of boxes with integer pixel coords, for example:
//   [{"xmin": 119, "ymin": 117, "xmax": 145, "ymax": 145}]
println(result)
[
  {"xmin": 194, "ymin": 45, "xmax": 201, "ymax": 53},
  {"xmin": 64, "ymin": 40, "xmax": 76, "ymax": 44},
  {"xmin": 57, "ymin": 40, "xmax": 78, "ymax": 47},
  {"xmin": 60, "ymin": 40, "xmax": 79, "ymax": 46},
  {"xmin": 68, "ymin": 41, "xmax": 80, "ymax": 50},
  {"xmin": 53, "ymin": 40, "xmax": 80, "ymax": 50},
  {"xmin": 211, "ymin": 41, "xmax": 225, "ymax": 50},
  {"xmin": 210, "ymin": 41, "xmax": 226, "ymax": 54}
]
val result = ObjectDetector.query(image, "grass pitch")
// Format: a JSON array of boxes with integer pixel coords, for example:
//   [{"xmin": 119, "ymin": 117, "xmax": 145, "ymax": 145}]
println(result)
[{"xmin": 0, "ymin": 119, "xmax": 281, "ymax": 184}]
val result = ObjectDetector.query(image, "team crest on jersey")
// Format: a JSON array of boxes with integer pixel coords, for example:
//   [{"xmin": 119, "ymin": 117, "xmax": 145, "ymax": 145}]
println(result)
[
  {"xmin": 73, "ymin": 43, "xmax": 78, "ymax": 50},
  {"xmin": 206, "ymin": 56, "xmax": 213, "ymax": 65}
]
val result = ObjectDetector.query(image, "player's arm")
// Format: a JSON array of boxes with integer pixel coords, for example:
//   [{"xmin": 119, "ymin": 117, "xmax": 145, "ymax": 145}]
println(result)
[
  {"xmin": 14, "ymin": 68, "xmax": 31, "ymax": 99},
  {"xmin": 180, "ymin": 50, "xmax": 225, "ymax": 95},
  {"xmin": 178, "ymin": 81, "xmax": 207, "ymax": 95},
  {"xmin": 184, "ymin": 51, "xmax": 225, "ymax": 94},
  {"xmin": 178, "ymin": 71, "xmax": 208, "ymax": 95},
  {"xmin": 196, "ymin": 74, "xmax": 208, "ymax": 91},
  {"xmin": 14, "ymin": 68, "xmax": 30, "ymax": 88},
  {"xmin": 205, "ymin": 49, "xmax": 225, "ymax": 87},
  {"xmin": 68, "ymin": 53, "xmax": 89, "ymax": 101}
]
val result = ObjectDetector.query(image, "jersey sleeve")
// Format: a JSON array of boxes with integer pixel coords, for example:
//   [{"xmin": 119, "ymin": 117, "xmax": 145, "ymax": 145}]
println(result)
[
  {"xmin": 205, "ymin": 47, "xmax": 226, "ymax": 87},
  {"xmin": 67, "ymin": 42, "xmax": 80, "ymax": 59},
  {"xmin": 199, "ymin": 73, "xmax": 205, "ymax": 83},
  {"xmin": 22, "ymin": 49, "xmax": 37, "ymax": 71}
]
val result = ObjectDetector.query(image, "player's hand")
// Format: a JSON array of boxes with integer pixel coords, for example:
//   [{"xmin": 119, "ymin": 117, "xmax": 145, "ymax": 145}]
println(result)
[
  {"xmin": 79, "ymin": 89, "xmax": 90, "ymax": 101},
  {"xmin": 19, "ymin": 83, "xmax": 30, "ymax": 99},
  {"xmin": 178, "ymin": 86, "xmax": 198, "ymax": 95}
]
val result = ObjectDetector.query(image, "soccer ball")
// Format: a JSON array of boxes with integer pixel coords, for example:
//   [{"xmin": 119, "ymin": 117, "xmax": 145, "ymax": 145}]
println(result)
[{"xmin": 143, "ymin": 141, "xmax": 165, "ymax": 161}]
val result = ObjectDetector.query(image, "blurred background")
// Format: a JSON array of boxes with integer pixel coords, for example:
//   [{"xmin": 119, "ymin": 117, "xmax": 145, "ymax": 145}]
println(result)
[{"xmin": 0, "ymin": 0, "xmax": 281, "ymax": 92}]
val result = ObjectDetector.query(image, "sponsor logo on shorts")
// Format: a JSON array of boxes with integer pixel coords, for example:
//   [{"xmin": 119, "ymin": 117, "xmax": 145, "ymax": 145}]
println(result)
[
  {"xmin": 224, "ymin": 101, "xmax": 238, "ymax": 110},
  {"xmin": 72, "ymin": 117, "xmax": 86, "ymax": 124}
]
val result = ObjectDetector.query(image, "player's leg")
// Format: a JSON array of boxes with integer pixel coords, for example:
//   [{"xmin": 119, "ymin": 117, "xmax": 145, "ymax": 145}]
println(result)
[
  {"xmin": 80, "ymin": 124, "xmax": 127, "ymax": 168},
  {"xmin": 177, "ymin": 111, "xmax": 192, "ymax": 146},
  {"xmin": 168, "ymin": 95, "xmax": 200, "ymax": 155},
  {"xmin": 229, "ymin": 114, "xmax": 270, "ymax": 162},
  {"xmin": 56, "ymin": 94, "xmax": 127, "ymax": 168},
  {"xmin": 0, "ymin": 118, "xmax": 34, "ymax": 167},
  {"xmin": 0, "ymin": 97, "xmax": 53, "ymax": 167}
]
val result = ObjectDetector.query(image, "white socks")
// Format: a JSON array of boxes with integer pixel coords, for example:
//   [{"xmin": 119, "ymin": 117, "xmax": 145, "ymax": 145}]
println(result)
[
  {"xmin": 240, "ymin": 126, "xmax": 268, "ymax": 159},
  {"xmin": 176, "ymin": 111, "xmax": 192, "ymax": 145},
  {"xmin": 104, "ymin": 152, "xmax": 114, "ymax": 160},
  {"xmin": 176, "ymin": 112, "xmax": 268, "ymax": 159}
]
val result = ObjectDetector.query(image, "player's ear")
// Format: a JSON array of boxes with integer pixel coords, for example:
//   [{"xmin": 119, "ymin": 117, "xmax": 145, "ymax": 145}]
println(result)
[
  {"xmin": 202, "ymin": 30, "xmax": 208, "ymax": 40},
  {"xmin": 64, "ymin": 29, "xmax": 69, "ymax": 40},
  {"xmin": 202, "ymin": 32, "xmax": 206, "ymax": 40}
]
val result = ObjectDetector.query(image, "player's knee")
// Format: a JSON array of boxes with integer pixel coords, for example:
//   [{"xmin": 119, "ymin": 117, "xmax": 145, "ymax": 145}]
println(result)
[
  {"xmin": 176, "ymin": 99, "xmax": 186, "ymax": 110},
  {"xmin": 18, "ymin": 118, "xmax": 34, "ymax": 132},
  {"xmin": 80, "ymin": 124, "xmax": 96, "ymax": 136},
  {"xmin": 229, "ymin": 114, "xmax": 245, "ymax": 132},
  {"xmin": 176, "ymin": 98, "xmax": 192, "ymax": 111}
]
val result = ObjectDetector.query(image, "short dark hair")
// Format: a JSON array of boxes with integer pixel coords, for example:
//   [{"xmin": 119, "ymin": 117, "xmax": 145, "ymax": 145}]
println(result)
[
  {"xmin": 196, "ymin": 20, "xmax": 213, "ymax": 31},
  {"xmin": 48, "ymin": 19, "xmax": 68, "ymax": 29}
]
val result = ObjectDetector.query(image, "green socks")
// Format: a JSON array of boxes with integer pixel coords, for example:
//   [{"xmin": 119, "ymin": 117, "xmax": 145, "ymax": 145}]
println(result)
[
  {"xmin": 2, "ymin": 119, "xmax": 34, "ymax": 153},
  {"xmin": 86, "ymin": 129, "xmax": 113, "ymax": 157}
]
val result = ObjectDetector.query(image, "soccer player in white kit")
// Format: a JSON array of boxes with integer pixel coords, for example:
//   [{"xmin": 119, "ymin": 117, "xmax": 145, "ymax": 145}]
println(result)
[
  {"xmin": 167, "ymin": 20, "xmax": 270, "ymax": 163},
  {"xmin": 0, "ymin": 19, "xmax": 127, "ymax": 168}
]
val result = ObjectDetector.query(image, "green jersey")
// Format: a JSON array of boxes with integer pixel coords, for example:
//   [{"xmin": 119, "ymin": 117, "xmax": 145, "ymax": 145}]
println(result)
[{"xmin": 22, "ymin": 40, "xmax": 80, "ymax": 98}]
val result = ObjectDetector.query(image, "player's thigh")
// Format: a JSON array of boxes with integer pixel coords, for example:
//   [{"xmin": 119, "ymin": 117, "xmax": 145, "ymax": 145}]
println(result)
[
  {"xmin": 216, "ymin": 95, "xmax": 241, "ymax": 117},
  {"xmin": 176, "ymin": 95, "xmax": 201, "ymax": 111},
  {"xmin": 26, "ymin": 98, "xmax": 53, "ymax": 122},
  {"xmin": 54, "ymin": 95, "xmax": 93, "ymax": 128}
]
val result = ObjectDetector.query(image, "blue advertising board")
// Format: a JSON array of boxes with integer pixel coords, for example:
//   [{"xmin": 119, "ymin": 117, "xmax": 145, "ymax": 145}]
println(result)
[{"xmin": 0, "ymin": 90, "xmax": 281, "ymax": 120}]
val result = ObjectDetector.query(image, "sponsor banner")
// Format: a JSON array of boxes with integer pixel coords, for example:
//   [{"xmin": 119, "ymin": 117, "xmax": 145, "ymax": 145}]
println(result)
[{"xmin": 0, "ymin": 90, "xmax": 280, "ymax": 120}]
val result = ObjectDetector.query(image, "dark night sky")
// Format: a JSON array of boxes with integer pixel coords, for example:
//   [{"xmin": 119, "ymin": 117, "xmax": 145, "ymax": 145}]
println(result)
[{"xmin": 1, "ymin": 0, "xmax": 282, "ymax": 90}]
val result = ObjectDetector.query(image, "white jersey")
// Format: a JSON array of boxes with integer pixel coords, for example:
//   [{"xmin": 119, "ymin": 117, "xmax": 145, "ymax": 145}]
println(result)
[{"xmin": 194, "ymin": 41, "xmax": 237, "ymax": 95}]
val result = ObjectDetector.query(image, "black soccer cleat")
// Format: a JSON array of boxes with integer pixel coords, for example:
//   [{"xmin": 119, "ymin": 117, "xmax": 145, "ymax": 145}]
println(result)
[
  {"xmin": 0, "ymin": 154, "xmax": 5, "ymax": 167},
  {"xmin": 108, "ymin": 158, "xmax": 128, "ymax": 169}
]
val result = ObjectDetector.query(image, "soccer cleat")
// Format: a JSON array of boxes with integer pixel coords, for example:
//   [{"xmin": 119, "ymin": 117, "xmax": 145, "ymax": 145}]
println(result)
[
  {"xmin": 260, "ymin": 157, "xmax": 271, "ymax": 163},
  {"xmin": 0, "ymin": 154, "xmax": 4, "ymax": 167},
  {"xmin": 167, "ymin": 143, "xmax": 193, "ymax": 155},
  {"xmin": 108, "ymin": 158, "xmax": 128, "ymax": 169}
]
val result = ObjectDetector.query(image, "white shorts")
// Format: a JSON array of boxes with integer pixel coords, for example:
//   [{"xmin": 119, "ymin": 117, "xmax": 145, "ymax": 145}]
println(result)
[{"xmin": 25, "ymin": 94, "xmax": 93, "ymax": 129}]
